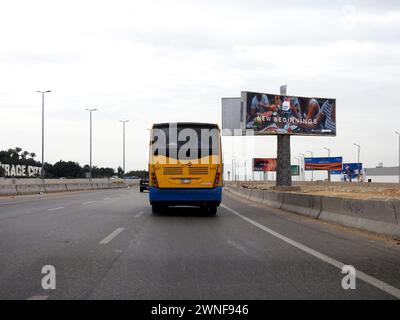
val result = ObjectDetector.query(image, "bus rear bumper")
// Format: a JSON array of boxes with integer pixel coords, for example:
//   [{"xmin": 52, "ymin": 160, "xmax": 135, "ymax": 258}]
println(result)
[{"xmin": 149, "ymin": 186, "xmax": 222, "ymax": 206}]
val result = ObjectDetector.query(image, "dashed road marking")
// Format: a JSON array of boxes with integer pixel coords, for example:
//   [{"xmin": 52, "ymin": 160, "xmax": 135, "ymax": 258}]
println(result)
[
  {"xmin": 134, "ymin": 211, "xmax": 145, "ymax": 218},
  {"xmin": 221, "ymin": 203, "xmax": 400, "ymax": 299},
  {"xmin": 27, "ymin": 295, "xmax": 48, "ymax": 300},
  {"xmin": 83, "ymin": 201, "xmax": 96, "ymax": 205},
  {"xmin": 99, "ymin": 227, "xmax": 125, "ymax": 245},
  {"xmin": 103, "ymin": 197, "xmax": 111, "ymax": 200},
  {"xmin": 47, "ymin": 207, "xmax": 64, "ymax": 212}
]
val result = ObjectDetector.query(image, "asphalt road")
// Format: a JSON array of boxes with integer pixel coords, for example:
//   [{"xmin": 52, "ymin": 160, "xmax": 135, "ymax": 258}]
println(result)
[{"xmin": 0, "ymin": 187, "xmax": 399, "ymax": 300}]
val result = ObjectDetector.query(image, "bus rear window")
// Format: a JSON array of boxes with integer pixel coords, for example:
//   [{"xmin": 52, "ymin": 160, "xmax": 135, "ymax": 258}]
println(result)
[{"xmin": 151, "ymin": 125, "xmax": 219, "ymax": 160}]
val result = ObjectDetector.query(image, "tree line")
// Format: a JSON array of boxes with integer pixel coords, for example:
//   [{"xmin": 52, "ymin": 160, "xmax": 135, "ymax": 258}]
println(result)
[{"xmin": 0, "ymin": 147, "xmax": 148, "ymax": 179}]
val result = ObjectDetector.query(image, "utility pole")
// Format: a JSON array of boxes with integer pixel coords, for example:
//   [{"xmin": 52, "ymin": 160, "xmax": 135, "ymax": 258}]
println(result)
[
  {"xmin": 307, "ymin": 150, "xmax": 314, "ymax": 181},
  {"xmin": 324, "ymin": 147, "xmax": 331, "ymax": 182},
  {"xmin": 353, "ymin": 143, "xmax": 361, "ymax": 182},
  {"xmin": 295, "ymin": 156, "xmax": 301, "ymax": 181},
  {"xmin": 120, "ymin": 120, "xmax": 129, "ymax": 177},
  {"xmin": 299, "ymin": 153, "xmax": 306, "ymax": 181},
  {"xmin": 85, "ymin": 108, "xmax": 98, "ymax": 181},
  {"xmin": 36, "ymin": 90, "xmax": 51, "ymax": 179}
]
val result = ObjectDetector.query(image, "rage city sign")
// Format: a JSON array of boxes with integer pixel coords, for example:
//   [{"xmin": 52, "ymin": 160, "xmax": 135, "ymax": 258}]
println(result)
[{"xmin": 0, "ymin": 162, "xmax": 42, "ymax": 177}]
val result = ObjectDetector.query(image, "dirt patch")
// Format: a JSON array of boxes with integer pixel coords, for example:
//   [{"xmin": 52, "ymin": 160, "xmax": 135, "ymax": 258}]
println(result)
[{"xmin": 242, "ymin": 183, "xmax": 400, "ymax": 200}]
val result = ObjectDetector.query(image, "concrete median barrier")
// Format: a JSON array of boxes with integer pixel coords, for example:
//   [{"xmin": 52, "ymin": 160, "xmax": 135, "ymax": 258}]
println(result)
[
  {"xmin": 249, "ymin": 189, "xmax": 264, "ymax": 203},
  {"xmin": 282, "ymin": 193, "xmax": 322, "ymax": 218},
  {"xmin": 0, "ymin": 179, "xmax": 128, "ymax": 197},
  {"xmin": 320, "ymin": 196, "xmax": 400, "ymax": 237},
  {"xmin": 224, "ymin": 185, "xmax": 400, "ymax": 238},
  {"xmin": 262, "ymin": 191, "xmax": 284, "ymax": 209},
  {"xmin": 44, "ymin": 184, "xmax": 68, "ymax": 193},
  {"xmin": 0, "ymin": 184, "xmax": 18, "ymax": 196},
  {"xmin": 16, "ymin": 184, "xmax": 45, "ymax": 195}
]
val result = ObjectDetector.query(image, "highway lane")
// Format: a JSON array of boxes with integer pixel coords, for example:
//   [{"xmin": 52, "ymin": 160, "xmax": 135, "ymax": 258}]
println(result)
[{"xmin": 0, "ymin": 187, "xmax": 399, "ymax": 299}]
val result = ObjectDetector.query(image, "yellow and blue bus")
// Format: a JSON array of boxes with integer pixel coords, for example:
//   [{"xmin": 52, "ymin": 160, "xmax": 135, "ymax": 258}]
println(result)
[{"xmin": 148, "ymin": 122, "xmax": 223, "ymax": 214}]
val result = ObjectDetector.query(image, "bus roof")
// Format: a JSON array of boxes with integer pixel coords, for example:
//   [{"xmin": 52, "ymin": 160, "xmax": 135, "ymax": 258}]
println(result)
[{"xmin": 152, "ymin": 122, "xmax": 219, "ymax": 129}]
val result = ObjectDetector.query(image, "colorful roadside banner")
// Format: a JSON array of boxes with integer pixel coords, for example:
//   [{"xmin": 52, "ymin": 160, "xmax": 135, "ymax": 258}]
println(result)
[
  {"xmin": 304, "ymin": 157, "xmax": 342, "ymax": 171},
  {"xmin": 253, "ymin": 158, "xmax": 299, "ymax": 176},
  {"xmin": 330, "ymin": 163, "xmax": 362, "ymax": 175}
]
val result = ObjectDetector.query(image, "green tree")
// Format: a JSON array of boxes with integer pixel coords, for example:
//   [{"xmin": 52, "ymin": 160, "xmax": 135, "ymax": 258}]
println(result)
[
  {"xmin": 53, "ymin": 161, "xmax": 84, "ymax": 178},
  {"xmin": 117, "ymin": 166, "xmax": 124, "ymax": 178}
]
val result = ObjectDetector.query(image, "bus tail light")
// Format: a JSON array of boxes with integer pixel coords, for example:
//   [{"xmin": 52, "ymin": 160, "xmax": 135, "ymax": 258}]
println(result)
[
  {"xmin": 213, "ymin": 166, "xmax": 221, "ymax": 188},
  {"xmin": 150, "ymin": 170, "xmax": 158, "ymax": 188}
]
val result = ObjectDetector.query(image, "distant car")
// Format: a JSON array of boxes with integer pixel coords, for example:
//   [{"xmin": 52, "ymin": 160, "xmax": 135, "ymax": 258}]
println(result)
[
  {"xmin": 140, "ymin": 177, "xmax": 149, "ymax": 192},
  {"xmin": 124, "ymin": 175, "xmax": 140, "ymax": 180}
]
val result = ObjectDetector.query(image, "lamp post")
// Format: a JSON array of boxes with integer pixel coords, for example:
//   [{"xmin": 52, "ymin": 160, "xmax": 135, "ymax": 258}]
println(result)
[
  {"xmin": 120, "ymin": 120, "xmax": 129, "ymax": 177},
  {"xmin": 306, "ymin": 150, "xmax": 314, "ymax": 181},
  {"xmin": 295, "ymin": 156, "xmax": 301, "ymax": 181},
  {"xmin": 324, "ymin": 147, "xmax": 331, "ymax": 182},
  {"xmin": 353, "ymin": 143, "xmax": 361, "ymax": 182},
  {"xmin": 232, "ymin": 158, "xmax": 236, "ymax": 181},
  {"xmin": 299, "ymin": 153, "xmax": 306, "ymax": 181},
  {"xmin": 36, "ymin": 90, "xmax": 51, "ymax": 178},
  {"xmin": 85, "ymin": 108, "xmax": 98, "ymax": 180},
  {"xmin": 395, "ymin": 132, "xmax": 400, "ymax": 184}
]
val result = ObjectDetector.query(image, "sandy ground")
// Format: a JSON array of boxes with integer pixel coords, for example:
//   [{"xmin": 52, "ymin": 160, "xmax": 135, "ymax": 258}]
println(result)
[{"xmin": 242, "ymin": 183, "xmax": 400, "ymax": 200}]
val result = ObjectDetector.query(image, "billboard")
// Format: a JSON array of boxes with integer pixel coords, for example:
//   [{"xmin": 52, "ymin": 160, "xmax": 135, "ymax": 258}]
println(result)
[
  {"xmin": 0, "ymin": 161, "xmax": 42, "ymax": 177},
  {"xmin": 253, "ymin": 158, "xmax": 277, "ymax": 171},
  {"xmin": 253, "ymin": 158, "xmax": 299, "ymax": 176},
  {"xmin": 331, "ymin": 163, "xmax": 363, "ymax": 175},
  {"xmin": 242, "ymin": 91, "xmax": 336, "ymax": 136},
  {"xmin": 304, "ymin": 157, "xmax": 342, "ymax": 171},
  {"xmin": 291, "ymin": 165, "xmax": 300, "ymax": 176},
  {"xmin": 221, "ymin": 97, "xmax": 242, "ymax": 135}
]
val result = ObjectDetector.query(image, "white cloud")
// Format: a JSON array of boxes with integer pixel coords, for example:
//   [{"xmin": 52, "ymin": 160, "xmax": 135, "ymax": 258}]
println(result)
[{"xmin": 0, "ymin": 0, "xmax": 399, "ymax": 174}]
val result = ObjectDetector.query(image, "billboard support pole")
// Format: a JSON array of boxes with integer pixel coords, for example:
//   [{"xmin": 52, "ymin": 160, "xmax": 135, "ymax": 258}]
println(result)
[
  {"xmin": 276, "ymin": 135, "xmax": 292, "ymax": 186},
  {"xmin": 276, "ymin": 85, "xmax": 292, "ymax": 187}
]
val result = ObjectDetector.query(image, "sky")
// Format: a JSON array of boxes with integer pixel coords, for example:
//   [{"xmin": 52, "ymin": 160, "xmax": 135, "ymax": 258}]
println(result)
[{"xmin": 0, "ymin": 0, "xmax": 399, "ymax": 180}]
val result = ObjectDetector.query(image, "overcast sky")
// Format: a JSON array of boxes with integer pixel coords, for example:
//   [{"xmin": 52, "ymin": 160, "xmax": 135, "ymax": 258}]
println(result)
[{"xmin": 1, "ymin": 0, "xmax": 399, "ymax": 179}]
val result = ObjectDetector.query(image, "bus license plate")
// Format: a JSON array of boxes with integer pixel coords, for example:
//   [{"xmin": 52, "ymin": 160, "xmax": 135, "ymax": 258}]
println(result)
[{"xmin": 181, "ymin": 178, "xmax": 191, "ymax": 184}]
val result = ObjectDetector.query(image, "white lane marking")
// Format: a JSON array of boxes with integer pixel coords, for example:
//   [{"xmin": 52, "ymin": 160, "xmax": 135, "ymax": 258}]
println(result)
[
  {"xmin": 47, "ymin": 207, "xmax": 64, "ymax": 212},
  {"xmin": 83, "ymin": 201, "xmax": 96, "ymax": 205},
  {"xmin": 134, "ymin": 211, "xmax": 145, "ymax": 218},
  {"xmin": 27, "ymin": 295, "xmax": 48, "ymax": 300},
  {"xmin": 227, "ymin": 240, "xmax": 248, "ymax": 254},
  {"xmin": 99, "ymin": 227, "xmax": 125, "ymax": 245},
  {"xmin": 103, "ymin": 197, "xmax": 111, "ymax": 200},
  {"xmin": 221, "ymin": 204, "xmax": 400, "ymax": 299}
]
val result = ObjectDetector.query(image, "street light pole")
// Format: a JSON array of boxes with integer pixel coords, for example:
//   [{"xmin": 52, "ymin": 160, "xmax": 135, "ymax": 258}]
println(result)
[
  {"xmin": 299, "ymin": 153, "xmax": 306, "ymax": 181},
  {"xmin": 85, "ymin": 108, "xmax": 98, "ymax": 181},
  {"xmin": 231, "ymin": 159, "xmax": 234, "ymax": 181},
  {"xmin": 36, "ymin": 90, "xmax": 51, "ymax": 179},
  {"xmin": 307, "ymin": 150, "xmax": 314, "ymax": 181},
  {"xmin": 324, "ymin": 147, "xmax": 331, "ymax": 182},
  {"xmin": 120, "ymin": 120, "xmax": 129, "ymax": 177},
  {"xmin": 295, "ymin": 156, "xmax": 301, "ymax": 181},
  {"xmin": 244, "ymin": 160, "xmax": 247, "ymax": 181},
  {"xmin": 353, "ymin": 143, "xmax": 361, "ymax": 182},
  {"xmin": 395, "ymin": 131, "xmax": 400, "ymax": 184}
]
